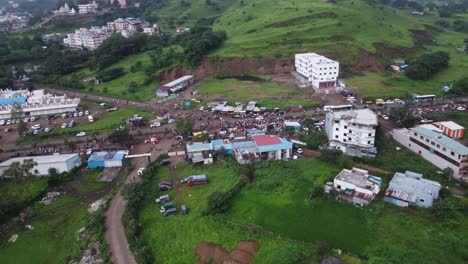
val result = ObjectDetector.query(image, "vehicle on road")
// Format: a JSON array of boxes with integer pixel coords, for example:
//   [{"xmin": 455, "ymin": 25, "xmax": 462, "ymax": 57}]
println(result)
[
  {"xmin": 44, "ymin": 127, "xmax": 51, "ymax": 133},
  {"xmin": 155, "ymin": 194, "xmax": 170, "ymax": 204},
  {"xmin": 150, "ymin": 122, "xmax": 160, "ymax": 128},
  {"xmin": 78, "ymin": 111, "xmax": 84, "ymax": 116},
  {"xmin": 107, "ymin": 107, "xmax": 118, "ymax": 112},
  {"xmin": 88, "ymin": 115, "xmax": 94, "ymax": 122},
  {"xmin": 76, "ymin": 132, "xmax": 86, "ymax": 137},
  {"xmin": 0, "ymin": 120, "xmax": 4, "ymax": 126},
  {"xmin": 31, "ymin": 124, "xmax": 40, "ymax": 130},
  {"xmin": 61, "ymin": 123, "xmax": 68, "ymax": 129},
  {"xmin": 456, "ymin": 106, "xmax": 466, "ymax": 111},
  {"xmin": 324, "ymin": 90, "xmax": 330, "ymax": 95},
  {"xmin": 382, "ymin": 115, "xmax": 389, "ymax": 120}
]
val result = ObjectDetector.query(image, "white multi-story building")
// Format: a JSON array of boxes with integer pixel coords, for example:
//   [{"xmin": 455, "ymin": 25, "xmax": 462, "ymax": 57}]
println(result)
[
  {"xmin": 78, "ymin": 1, "xmax": 99, "ymax": 14},
  {"xmin": 63, "ymin": 27, "xmax": 110, "ymax": 50},
  {"xmin": 295, "ymin": 53, "xmax": 339, "ymax": 89},
  {"xmin": 392, "ymin": 126, "xmax": 468, "ymax": 181},
  {"xmin": 0, "ymin": 89, "xmax": 80, "ymax": 119},
  {"xmin": 143, "ymin": 24, "xmax": 161, "ymax": 36},
  {"xmin": 325, "ymin": 108, "xmax": 378, "ymax": 157}
]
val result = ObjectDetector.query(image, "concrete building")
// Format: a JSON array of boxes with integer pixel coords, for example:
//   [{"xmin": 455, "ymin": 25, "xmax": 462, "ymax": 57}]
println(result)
[
  {"xmin": 0, "ymin": 89, "xmax": 80, "ymax": 120},
  {"xmin": 433, "ymin": 121, "xmax": 464, "ymax": 139},
  {"xmin": 295, "ymin": 53, "xmax": 339, "ymax": 89},
  {"xmin": 176, "ymin": 27, "xmax": 190, "ymax": 33},
  {"xmin": 78, "ymin": 1, "xmax": 99, "ymax": 14},
  {"xmin": 143, "ymin": 24, "xmax": 161, "ymax": 36},
  {"xmin": 0, "ymin": 153, "xmax": 82, "ymax": 177},
  {"xmin": 333, "ymin": 168, "xmax": 382, "ymax": 206},
  {"xmin": 252, "ymin": 135, "xmax": 293, "ymax": 161},
  {"xmin": 156, "ymin": 75, "xmax": 194, "ymax": 97},
  {"xmin": 87, "ymin": 150, "xmax": 127, "ymax": 168},
  {"xmin": 385, "ymin": 171, "xmax": 441, "ymax": 208},
  {"xmin": 63, "ymin": 27, "xmax": 110, "ymax": 50},
  {"xmin": 392, "ymin": 126, "xmax": 468, "ymax": 181},
  {"xmin": 325, "ymin": 108, "xmax": 378, "ymax": 157},
  {"xmin": 186, "ymin": 143, "xmax": 213, "ymax": 165}
]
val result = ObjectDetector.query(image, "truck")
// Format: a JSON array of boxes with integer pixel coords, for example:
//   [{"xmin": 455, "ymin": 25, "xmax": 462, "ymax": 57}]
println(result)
[
  {"xmin": 159, "ymin": 202, "xmax": 174, "ymax": 213},
  {"xmin": 182, "ymin": 175, "xmax": 207, "ymax": 186},
  {"xmin": 155, "ymin": 194, "xmax": 170, "ymax": 204},
  {"xmin": 88, "ymin": 115, "xmax": 94, "ymax": 123},
  {"xmin": 163, "ymin": 207, "xmax": 177, "ymax": 217}
]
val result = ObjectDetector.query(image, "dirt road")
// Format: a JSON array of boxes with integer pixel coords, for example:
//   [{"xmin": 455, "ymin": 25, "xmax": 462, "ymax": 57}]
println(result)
[{"xmin": 105, "ymin": 139, "xmax": 174, "ymax": 264}]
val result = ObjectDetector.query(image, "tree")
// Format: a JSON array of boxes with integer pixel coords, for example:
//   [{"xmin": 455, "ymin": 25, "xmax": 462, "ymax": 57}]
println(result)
[
  {"xmin": 128, "ymin": 81, "xmax": 138, "ymax": 93},
  {"xmin": 306, "ymin": 130, "xmax": 328, "ymax": 150},
  {"xmin": 122, "ymin": 183, "xmax": 144, "ymax": 213},
  {"xmin": 450, "ymin": 77, "xmax": 468, "ymax": 95},
  {"xmin": 2, "ymin": 159, "xmax": 38, "ymax": 199},
  {"xmin": 64, "ymin": 138, "xmax": 76, "ymax": 151},
  {"xmin": 17, "ymin": 121, "xmax": 28, "ymax": 136},
  {"xmin": 442, "ymin": 167, "xmax": 454, "ymax": 180},
  {"xmin": 319, "ymin": 148, "xmax": 343, "ymax": 162},
  {"xmin": 406, "ymin": 52, "xmax": 450, "ymax": 80},
  {"xmin": 432, "ymin": 199, "xmax": 456, "ymax": 218},
  {"xmin": 108, "ymin": 128, "xmax": 134, "ymax": 146},
  {"xmin": 175, "ymin": 118, "xmax": 195, "ymax": 136},
  {"xmin": 388, "ymin": 106, "xmax": 417, "ymax": 128}
]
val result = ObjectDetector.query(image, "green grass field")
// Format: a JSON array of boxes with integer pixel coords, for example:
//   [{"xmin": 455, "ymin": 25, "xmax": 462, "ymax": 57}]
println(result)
[
  {"xmin": 140, "ymin": 157, "xmax": 468, "ymax": 263},
  {"xmin": 0, "ymin": 166, "xmax": 116, "ymax": 263},
  {"xmin": 197, "ymin": 77, "xmax": 318, "ymax": 108}
]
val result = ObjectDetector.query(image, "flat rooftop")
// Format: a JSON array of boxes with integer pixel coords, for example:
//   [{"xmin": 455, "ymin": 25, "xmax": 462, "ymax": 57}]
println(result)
[
  {"xmin": 410, "ymin": 126, "xmax": 468, "ymax": 155},
  {"xmin": 0, "ymin": 153, "xmax": 79, "ymax": 167}
]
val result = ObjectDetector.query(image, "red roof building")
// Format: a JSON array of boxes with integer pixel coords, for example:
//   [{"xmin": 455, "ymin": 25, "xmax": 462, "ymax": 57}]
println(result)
[{"xmin": 252, "ymin": 135, "xmax": 282, "ymax": 146}]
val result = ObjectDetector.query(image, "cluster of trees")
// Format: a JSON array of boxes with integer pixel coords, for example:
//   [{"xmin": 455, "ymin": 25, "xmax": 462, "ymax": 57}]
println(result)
[
  {"xmin": 388, "ymin": 106, "xmax": 418, "ymax": 128},
  {"xmin": 450, "ymin": 77, "xmax": 468, "ymax": 96},
  {"xmin": 178, "ymin": 27, "xmax": 227, "ymax": 67},
  {"xmin": 436, "ymin": 20, "xmax": 468, "ymax": 33},
  {"xmin": 406, "ymin": 51, "xmax": 450, "ymax": 80},
  {"xmin": 108, "ymin": 128, "xmax": 134, "ymax": 147},
  {"xmin": 175, "ymin": 118, "xmax": 195, "ymax": 137}
]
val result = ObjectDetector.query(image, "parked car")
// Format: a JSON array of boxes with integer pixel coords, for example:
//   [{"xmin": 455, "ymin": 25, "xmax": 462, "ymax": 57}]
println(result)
[
  {"xmin": 61, "ymin": 123, "xmax": 68, "ymax": 129},
  {"xmin": 456, "ymin": 106, "xmax": 466, "ymax": 111},
  {"xmin": 68, "ymin": 120, "xmax": 75, "ymax": 128},
  {"xmin": 296, "ymin": 148, "xmax": 303, "ymax": 154},
  {"xmin": 23, "ymin": 117, "xmax": 29, "ymax": 123},
  {"xmin": 181, "ymin": 205, "xmax": 187, "ymax": 215},
  {"xmin": 150, "ymin": 122, "xmax": 160, "ymax": 128},
  {"xmin": 107, "ymin": 107, "xmax": 118, "ymax": 112},
  {"xmin": 6, "ymin": 120, "xmax": 11, "ymax": 125},
  {"xmin": 159, "ymin": 181, "xmax": 173, "ymax": 186},
  {"xmin": 62, "ymin": 113, "xmax": 67, "ymax": 119},
  {"xmin": 168, "ymin": 119, "xmax": 175, "ymax": 124},
  {"xmin": 324, "ymin": 90, "xmax": 330, "ymax": 95},
  {"xmin": 159, "ymin": 185, "xmax": 172, "ymax": 191},
  {"xmin": 76, "ymin": 132, "xmax": 86, "ymax": 137},
  {"xmin": 155, "ymin": 194, "xmax": 170, "ymax": 204},
  {"xmin": 137, "ymin": 168, "xmax": 145, "ymax": 176},
  {"xmin": 44, "ymin": 127, "xmax": 51, "ymax": 133},
  {"xmin": 31, "ymin": 124, "xmax": 40, "ymax": 130},
  {"xmin": 73, "ymin": 112, "xmax": 78, "ymax": 117},
  {"xmin": 30, "ymin": 117, "xmax": 36, "ymax": 122},
  {"xmin": 159, "ymin": 202, "xmax": 174, "ymax": 213},
  {"xmin": 160, "ymin": 159, "xmax": 171, "ymax": 166},
  {"xmin": 163, "ymin": 207, "xmax": 177, "ymax": 217},
  {"xmin": 88, "ymin": 115, "xmax": 94, "ymax": 123},
  {"xmin": 0, "ymin": 120, "xmax": 5, "ymax": 126},
  {"xmin": 381, "ymin": 114, "xmax": 389, "ymax": 120},
  {"xmin": 78, "ymin": 111, "xmax": 84, "ymax": 116},
  {"xmin": 84, "ymin": 110, "xmax": 89, "ymax": 115}
]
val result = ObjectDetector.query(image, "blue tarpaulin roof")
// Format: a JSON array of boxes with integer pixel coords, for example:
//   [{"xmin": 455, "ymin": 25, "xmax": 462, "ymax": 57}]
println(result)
[{"xmin": 0, "ymin": 96, "xmax": 27, "ymax": 105}]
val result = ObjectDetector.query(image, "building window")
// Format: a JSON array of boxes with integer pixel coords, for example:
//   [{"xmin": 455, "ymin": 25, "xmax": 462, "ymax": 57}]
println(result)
[
  {"xmin": 335, "ymin": 135, "xmax": 338, "ymax": 139},
  {"xmin": 431, "ymin": 142, "xmax": 435, "ymax": 146},
  {"xmin": 335, "ymin": 121, "xmax": 339, "ymax": 124},
  {"xmin": 420, "ymin": 136, "xmax": 423, "ymax": 140},
  {"xmin": 343, "ymin": 139, "xmax": 347, "ymax": 142},
  {"xmin": 344, "ymin": 133, "xmax": 347, "ymax": 136},
  {"xmin": 436, "ymin": 144, "xmax": 440, "ymax": 148},
  {"xmin": 344, "ymin": 126, "xmax": 347, "ymax": 129},
  {"xmin": 419, "ymin": 199, "xmax": 425, "ymax": 203},
  {"xmin": 368, "ymin": 141, "xmax": 371, "ymax": 144},
  {"xmin": 451, "ymin": 151, "xmax": 455, "ymax": 156},
  {"xmin": 335, "ymin": 128, "xmax": 339, "ymax": 131},
  {"xmin": 368, "ymin": 133, "xmax": 372, "ymax": 136},
  {"xmin": 349, "ymin": 130, "xmax": 352, "ymax": 133},
  {"xmin": 348, "ymin": 138, "xmax": 351, "ymax": 141},
  {"xmin": 426, "ymin": 139, "xmax": 429, "ymax": 143},
  {"xmin": 443, "ymin": 147, "xmax": 446, "ymax": 151},
  {"xmin": 409, "ymin": 144, "xmax": 411, "ymax": 147},
  {"xmin": 414, "ymin": 133, "xmax": 418, "ymax": 136}
]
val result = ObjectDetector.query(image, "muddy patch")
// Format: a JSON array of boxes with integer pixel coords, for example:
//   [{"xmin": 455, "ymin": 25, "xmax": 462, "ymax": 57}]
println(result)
[
  {"xmin": 357, "ymin": 49, "xmax": 382, "ymax": 72},
  {"xmin": 195, "ymin": 241, "xmax": 260, "ymax": 264},
  {"xmin": 374, "ymin": 43, "xmax": 419, "ymax": 57},
  {"xmin": 157, "ymin": 58, "xmax": 294, "ymax": 83},
  {"xmin": 408, "ymin": 29, "xmax": 432, "ymax": 46},
  {"xmin": 215, "ymin": 75, "xmax": 267, "ymax": 82},
  {"xmin": 270, "ymin": 35, "xmax": 353, "ymax": 46}
]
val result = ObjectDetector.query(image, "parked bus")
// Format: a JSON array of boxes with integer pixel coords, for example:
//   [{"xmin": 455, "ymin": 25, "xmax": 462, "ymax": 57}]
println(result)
[{"xmin": 412, "ymin": 94, "xmax": 436, "ymax": 102}]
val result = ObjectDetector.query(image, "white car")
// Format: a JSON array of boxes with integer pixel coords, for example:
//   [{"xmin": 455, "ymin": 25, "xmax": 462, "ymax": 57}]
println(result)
[
  {"xmin": 30, "ymin": 117, "xmax": 36, "ymax": 122},
  {"xmin": 6, "ymin": 120, "xmax": 11, "ymax": 125},
  {"xmin": 44, "ymin": 128, "xmax": 51, "ymax": 133},
  {"xmin": 382, "ymin": 115, "xmax": 389, "ymax": 120},
  {"xmin": 31, "ymin": 124, "xmax": 41, "ymax": 130},
  {"xmin": 78, "ymin": 111, "xmax": 84, "ymax": 116},
  {"xmin": 73, "ymin": 112, "xmax": 78, "ymax": 117},
  {"xmin": 62, "ymin": 113, "xmax": 67, "ymax": 119},
  {"xmin": 456, "ymin": 106, "xmax": 465, "ymax": 111},
  {"xmin": 0, "ymin": 120, "xmax": 5, "ymax": 126},
  {"xmin": 76, "ymin": 132, "xmax": 87, "ymax": 137},
  {"xmin": 296, "ymin": 148, "xmax": 304, "ymax": 154},
  {"xmin": 23, "ymin": 117, "xmax": 29, "ymax": 123},
  {"xmin": 324, "ymin": 90, "xmax": 330, "ymax": 95},
  {"xmin": 84, "ymin": 110, "xmax": 89, "ymax": 115},
  {"xmin": 61, "ymin": 123, "xmax": 68, "ymax": 129},
  {"xmin": 150, "ymin": 122, "xmax": 161, "ymax": 128},
  {"xmin": 137, "ymin": 168, "xmax": 145, "ymax": 176},
  {"xmin": 168, "ymin": 119, "xmax": 175, "ymax": 124}
]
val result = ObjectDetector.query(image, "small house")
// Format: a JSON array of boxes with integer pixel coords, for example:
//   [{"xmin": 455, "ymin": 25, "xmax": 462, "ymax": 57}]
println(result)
[
  {"xmin": 333, "ymin": 168, "xmax": 382, "ymax": 206},
  {"xmin": 186, "ymin": 142, "xmax": 213, "ymax": 165},
  {"xmin": 87, "ymin": 150, "xmax": 127, "ymax": 168},
  {"xmin": 252, "ymin": 135, "xmax": 293, "ymax": 161},
  {"xmin": 385, "ymin": 171, "xmax": 441, "ymax": 208}
]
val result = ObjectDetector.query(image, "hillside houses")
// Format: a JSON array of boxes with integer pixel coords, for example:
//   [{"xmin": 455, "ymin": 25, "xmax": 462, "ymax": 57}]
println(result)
[{"xmin": 333, "ymin": 168, "xmax": 382, "ymax": 206}]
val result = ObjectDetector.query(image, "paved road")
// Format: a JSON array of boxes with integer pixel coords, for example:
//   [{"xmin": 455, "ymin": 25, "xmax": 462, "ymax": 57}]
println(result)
[{"xmin": 105, "ymin": 139, "xmax": 174, "ymax": 264}]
